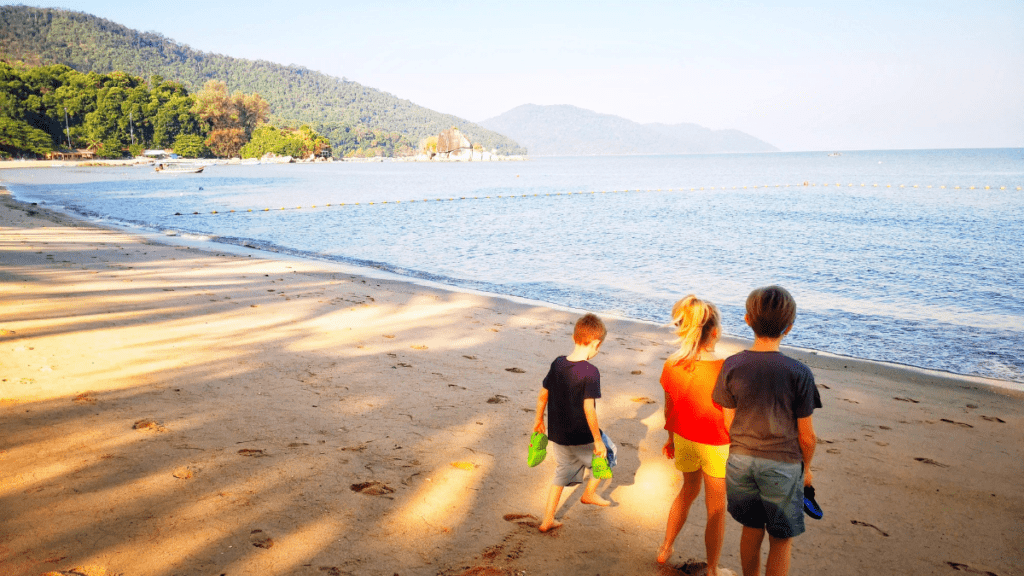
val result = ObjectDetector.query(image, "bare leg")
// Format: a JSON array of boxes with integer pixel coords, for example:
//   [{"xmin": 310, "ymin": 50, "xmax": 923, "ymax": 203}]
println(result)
[
  {"xmin": 580, "ymin": 477, "xmax": 610, "ymax": 506},
  {"xmin": 739, "ymin": 526, "xmax": 765, "ymax": 576},
  {"xmin": 702, "ymin": 473, "xmax": 727, "ymax": 575},
  {"xmin": 539, "ymin": 485, "xmax": 564, "ymax": 532},
  {"xmin": 657, "ymin": 470, "xmax": 703, "ymax": 564},
  {"xmin": 765, "ymin": 535, "xmax": 793, "ymax": 576}
]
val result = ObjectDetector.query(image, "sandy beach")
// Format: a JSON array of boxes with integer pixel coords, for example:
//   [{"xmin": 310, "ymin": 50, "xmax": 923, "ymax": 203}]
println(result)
[{"xmin": 1, "ymin": 186, "xmax": 1022, "ymax": 576}]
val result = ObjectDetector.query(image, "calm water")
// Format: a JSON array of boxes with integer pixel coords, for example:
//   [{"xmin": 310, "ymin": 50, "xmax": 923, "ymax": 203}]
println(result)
[{"xmin": 3, "ymin": 149, "xmax": 1023, "ymax": 383}]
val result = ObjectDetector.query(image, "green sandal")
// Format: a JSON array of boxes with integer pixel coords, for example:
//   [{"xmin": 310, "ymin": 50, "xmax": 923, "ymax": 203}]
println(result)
[
  {"xmin": 591, "ymin": 455, "xmax": 612, "ymax": 479},
  {"xmin": 528, "ymin": 431, "xmax": 548, "ymax": 467}
]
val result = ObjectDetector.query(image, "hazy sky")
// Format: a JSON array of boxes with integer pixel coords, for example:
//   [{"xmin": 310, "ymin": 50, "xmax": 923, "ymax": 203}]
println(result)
[{"xmin": 8, "ymin": 0, "xmax": 1023, "ymax": 151}]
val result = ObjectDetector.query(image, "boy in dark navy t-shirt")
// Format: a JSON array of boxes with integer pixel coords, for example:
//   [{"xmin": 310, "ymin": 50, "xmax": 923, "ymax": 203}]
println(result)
[{"xmin": 532, "ymin": 313, "xmax": 610, "ymax": 532}]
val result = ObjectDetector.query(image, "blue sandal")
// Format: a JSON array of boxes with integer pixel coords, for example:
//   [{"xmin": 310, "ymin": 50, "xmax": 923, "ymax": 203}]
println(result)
[{"xmin": 803, "ymin": 485, "xmax": 823, "ymax": 519}]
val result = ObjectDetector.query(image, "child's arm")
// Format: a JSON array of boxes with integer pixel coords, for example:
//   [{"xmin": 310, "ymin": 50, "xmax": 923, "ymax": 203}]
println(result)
[
  {"xmin": 722, "ymin": 407, "xmax": 736, "ymax": 432},
  {"xmin": 797, "ymin": 415, "xmax": 816, "ymax": 486},
  {"xmin": 662, "ymin": 390, "xmax": 675, "ymax": 459},
  {"xmin": 583, "ymin": 398, "xmax": 607, "ymax": 458},
  {"xmin": 533, "ymin": 388, "xmax": 548, "ymax": 434}
]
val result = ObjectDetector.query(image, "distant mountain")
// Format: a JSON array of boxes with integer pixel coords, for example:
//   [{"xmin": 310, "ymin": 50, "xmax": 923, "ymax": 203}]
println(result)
[
  {"xmin": 479, "ymin": 104, "xmax": 777, "ymax": 156},
  {"xmin": 0, "ymin": 6, "xmax": 526, "ymax": 154}
]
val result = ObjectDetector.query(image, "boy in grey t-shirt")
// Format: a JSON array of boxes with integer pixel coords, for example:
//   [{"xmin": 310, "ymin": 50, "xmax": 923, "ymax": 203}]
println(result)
[{"xmin": 713, "ymin": 286, "xmax": 821, "ymax": 576}]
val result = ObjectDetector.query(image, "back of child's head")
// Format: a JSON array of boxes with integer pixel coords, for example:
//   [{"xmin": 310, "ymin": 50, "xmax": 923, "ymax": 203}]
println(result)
[
  {"xmin": 746, "ymin": 285, "xmax": 797, "ymax": 338},
  {"xmin": 573, "ymin": 313, "xmax": 607, "ymax": 345},
  {"xmin": 668, "ymin": 295, "xmax": 720, "ymax": 367}
]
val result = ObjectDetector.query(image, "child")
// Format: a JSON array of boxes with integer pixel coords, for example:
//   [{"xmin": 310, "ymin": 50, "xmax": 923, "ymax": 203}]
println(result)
[
  {"xmin": 712, "ymin": 286, "xmax": 821, "ymax": 576},
  {"xmin": 657, "ymin": 296, "xmax": 732, "ymax": 576},
  {"xmin": 532, "ymin": 312, "xmax": 610, "ymax": 532}
]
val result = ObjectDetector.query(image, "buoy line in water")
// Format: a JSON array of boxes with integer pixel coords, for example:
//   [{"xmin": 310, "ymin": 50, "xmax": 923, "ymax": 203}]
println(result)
[{"xmin": 171, "ymin": 182, "xmax": 1023, "ymax": 217}]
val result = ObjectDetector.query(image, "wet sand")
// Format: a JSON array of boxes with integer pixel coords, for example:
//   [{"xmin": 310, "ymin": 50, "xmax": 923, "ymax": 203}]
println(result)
[{"xmin": 1, "ymin": 187, "xmax": 1021, "ymax": 576}]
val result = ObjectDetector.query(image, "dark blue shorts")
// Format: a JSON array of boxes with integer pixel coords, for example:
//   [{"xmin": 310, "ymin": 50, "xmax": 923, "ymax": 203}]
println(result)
[{"xmin": 725, "ymin": 453, "xmax": 805, "ymax": 538}]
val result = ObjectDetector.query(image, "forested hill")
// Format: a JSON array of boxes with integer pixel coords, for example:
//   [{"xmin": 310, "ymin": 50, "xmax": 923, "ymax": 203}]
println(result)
[
  {"xmin": 479, "ymin": 104, "xmax": 777, "ymax": 156},
  {"xmin": 0, "ymin": 6, "xmax": 526, "ymax": 154}
]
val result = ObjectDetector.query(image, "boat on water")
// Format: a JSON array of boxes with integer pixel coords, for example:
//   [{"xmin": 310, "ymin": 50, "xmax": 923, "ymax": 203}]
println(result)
[{"xmin": 155, "ymin": 163, "xmax": 204, "ymax": 174}]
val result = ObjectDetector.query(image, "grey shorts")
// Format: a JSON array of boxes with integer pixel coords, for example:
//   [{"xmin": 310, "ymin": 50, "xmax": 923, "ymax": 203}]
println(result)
[
  {"xmin": 550, "ymin": 441, "xmax": 596, "ymax": 486},
  {"xmin": 725, "ymin": 453, "xmax": 805, "ymax": 538}
]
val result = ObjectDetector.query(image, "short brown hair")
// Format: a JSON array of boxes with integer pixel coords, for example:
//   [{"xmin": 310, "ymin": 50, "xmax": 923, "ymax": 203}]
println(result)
[
  {"xmin": 573, "ymin": 313, "xmax": 607, "ymax": 345},
  {"xmin": 746, "ymin": 286, "xmax": 797, "ymax": 338}
]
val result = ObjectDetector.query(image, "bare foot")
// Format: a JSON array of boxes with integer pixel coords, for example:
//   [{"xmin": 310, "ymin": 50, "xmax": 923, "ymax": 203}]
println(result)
[
  {"xmin": 656, "ymin": 542, "xmax": 673, "ymax": 564},
  {"xmin": 538, "ymin": 519, "xmax": 562, "ymax": 533},
  {"xmin": 580, "ymin": 494, "xmax": 611, "ymax": 506}
]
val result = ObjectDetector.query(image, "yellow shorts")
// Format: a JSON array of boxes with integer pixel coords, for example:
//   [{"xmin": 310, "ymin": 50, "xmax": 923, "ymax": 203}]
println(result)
[{"xmin": 674, "ymin": 435, "xmax": 729, "ymax": 478}]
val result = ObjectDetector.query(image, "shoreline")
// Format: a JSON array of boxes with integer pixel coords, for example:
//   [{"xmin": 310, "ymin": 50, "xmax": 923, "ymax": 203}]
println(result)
[
  {"xmin": 2, "ymin": 186, "xmax": 1022, "ymax": 576},
  {"xmin": 4, "ymin": 184, "xmax": 1020, "ymax": 395}
]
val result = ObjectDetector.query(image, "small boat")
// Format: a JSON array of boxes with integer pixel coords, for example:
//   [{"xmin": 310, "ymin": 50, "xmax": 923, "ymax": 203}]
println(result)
[
  {"xmin": 155, "ymin": 163, "xmax": 205, "ymax": 173},
  {"xmin": 828, "ymin": 152, "xmax": 842, "ymax": 157}
]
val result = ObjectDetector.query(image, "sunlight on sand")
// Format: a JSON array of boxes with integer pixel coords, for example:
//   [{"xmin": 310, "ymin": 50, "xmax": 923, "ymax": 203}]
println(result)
[{"xmin": 387, "ymin": 421, "xmax": 492, "ymax": 538}]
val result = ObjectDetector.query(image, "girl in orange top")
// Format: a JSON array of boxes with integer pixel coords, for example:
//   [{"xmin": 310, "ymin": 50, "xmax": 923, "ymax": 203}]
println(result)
[{"xmin": 657, "ymin": 295, "xmax": 731, "ymax": 576}]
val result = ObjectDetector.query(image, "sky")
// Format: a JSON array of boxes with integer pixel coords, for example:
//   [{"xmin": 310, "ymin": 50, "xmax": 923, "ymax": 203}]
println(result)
[{"xmin": 6, "ymin": 0, "xmax": 1023, "ymax": 151}]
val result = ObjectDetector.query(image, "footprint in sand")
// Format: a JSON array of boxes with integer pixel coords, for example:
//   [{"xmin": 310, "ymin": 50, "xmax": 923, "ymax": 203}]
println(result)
[
  {"xmin": 851, "ymin": 520, "xmax": 889, "ymax": 537},
  {"xmin": 487, "ymin": 395, "xmax": 510, "ymax": 404},
  {"xmin": 238, "ymin": 448, "xmax": 268, "ymax": 457},
  {"xmin": 894, "ymin": 396, "xmax": 920, "ymax": 403},
  {"xmin": 946, "ymin": 562, "xmax": 1000, "ymax": 575},
  {"xmin": 505, "ymin": 367, "xmax": 526, "ymax": 373},
  {"xmin": 503, "ymin": 513, "xmax": 540, "ymax": 528},
  {"xmin": 249, "ymin": 529, "xmax": 274, "ymax": 548},
  {"xmin": 132, "ymin": 419, "xmax": 167, "ymax": 432},
  {"xmin": 914, "ymin": 457, "xmax": 949, "ymax": 468},
  {"xmin": 73, "ymin": 393, "xmax": 97, "ymax": 405},
  {"xmin": 980, "ymin": 416, "xmax": 1006, "ymax": 423},
  {"xmin": 350, "ymin": 481, "xmax": 394, "ymax": 496},
  {"xmin": 631, "ymin": 370, "xmax": 642, "ymax": 375},
  {"xmin": 172, "ymin": 466, "xmax": 197, "ymax": 479},
  {"xmin": 940, "ymin": 418, "xmax": 973, "ymax": 428}
]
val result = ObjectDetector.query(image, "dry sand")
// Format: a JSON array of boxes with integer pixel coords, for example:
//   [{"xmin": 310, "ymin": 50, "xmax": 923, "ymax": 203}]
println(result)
[{"xmin": 1, "ymin": 187, "xmax": 1022, "ymax": 576}]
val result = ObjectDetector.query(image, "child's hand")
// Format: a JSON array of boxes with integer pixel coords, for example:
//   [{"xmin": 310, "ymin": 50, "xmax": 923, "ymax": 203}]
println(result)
[
  {"xmin": 593, "ymin": 442, "xmax": 607, "ymax": 459},
  {"xmin": 533, "ymin": 420, "xmax": 546, "ymax": 434},
  {"xmin": 662, "ymin": 439, "xmax": 675, "ymax": 459},
  {"xmin": 804, "ymin": 468, "xmax": 814, "ymax": 487}
]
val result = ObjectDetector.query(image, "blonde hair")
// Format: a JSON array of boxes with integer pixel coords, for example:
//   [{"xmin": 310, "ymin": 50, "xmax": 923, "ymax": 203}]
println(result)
[
  {"xmin": 667, "ymin": 295, "xmax": 720, "ymax": 368},
  {"xmin": 573, "ymin": 313, "xmax": 607, "ymax": 345}
]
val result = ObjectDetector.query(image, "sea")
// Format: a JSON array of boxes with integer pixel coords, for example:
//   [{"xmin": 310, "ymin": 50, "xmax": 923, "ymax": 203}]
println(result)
[{"xmin": 3, "ymin": 149, "xmax": 1023, "ymax": 384}]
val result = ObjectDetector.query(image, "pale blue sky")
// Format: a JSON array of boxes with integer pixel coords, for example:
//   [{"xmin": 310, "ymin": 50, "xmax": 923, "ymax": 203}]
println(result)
[{"xmin": 7, "ymin": 0, "xmax": 1023, "ymax": 151}]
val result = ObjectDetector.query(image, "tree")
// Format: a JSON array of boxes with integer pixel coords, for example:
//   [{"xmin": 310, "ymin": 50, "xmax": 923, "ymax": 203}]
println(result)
[
  {"xmin": 173, "ymin": 134, "xmax": 210, "ymax": 158},
  {"xmin": 193, "ymin": 80, "xmax": 269, "ymax": 157},
  {"xmin": 232, "ymin": 91, "xmax": 269, "ymax": 139},
  {"xmin": 206, "ymin": 128, "xmax": 246, "ymax": 158},
  {"xmin": 240, "ymin": 124, "xmax": 330, "ymax": 159},
  {"xmin": 420, "ymin": 135, "xmax": 437, "ymax": 154},
  {"xmin": 0, "ymin": 116, "xmax": 54, "ymax": 157}
]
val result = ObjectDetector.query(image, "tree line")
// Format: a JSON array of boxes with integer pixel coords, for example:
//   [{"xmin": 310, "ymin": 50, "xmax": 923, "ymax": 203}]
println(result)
[
  {"xmin": 0, "ymin": 62, "xmax": 339, "ymax": 160},
  {"xmin": 0, "ymin": 5, "xmax": 528, "ymax": 156}
]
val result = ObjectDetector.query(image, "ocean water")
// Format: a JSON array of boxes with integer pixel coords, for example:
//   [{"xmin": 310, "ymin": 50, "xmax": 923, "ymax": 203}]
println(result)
[{"xmin": 3, "ymin": 149, "xmax": 1023, "ymax": 383}]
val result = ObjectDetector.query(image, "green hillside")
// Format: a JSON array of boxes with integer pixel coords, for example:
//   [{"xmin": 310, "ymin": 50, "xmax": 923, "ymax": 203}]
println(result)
[{"xmin": 0, "ymin": 5, "xmax": 526, "ymax": 155}]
